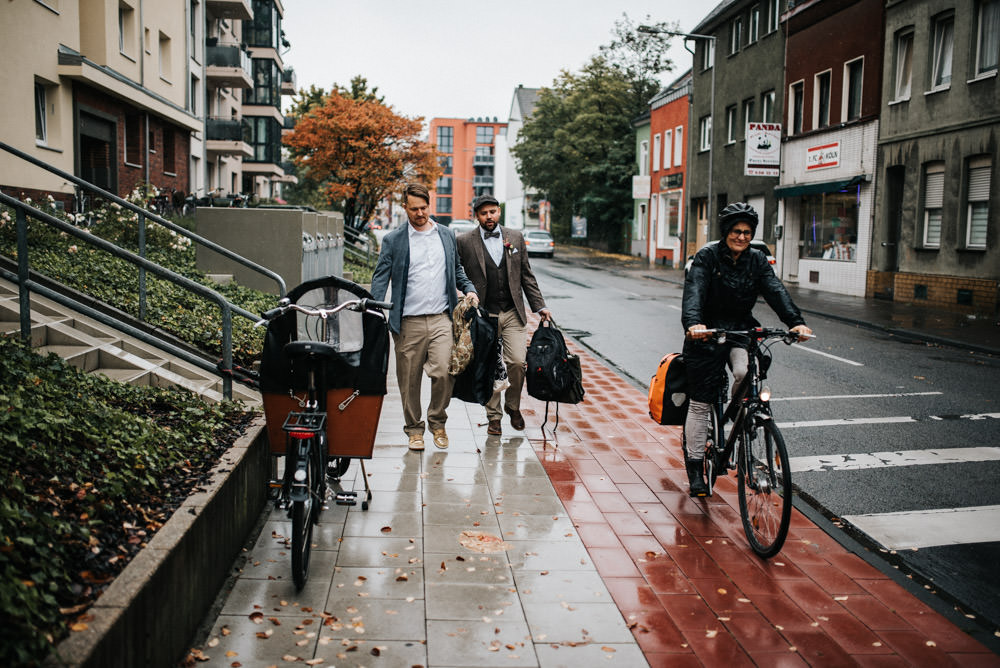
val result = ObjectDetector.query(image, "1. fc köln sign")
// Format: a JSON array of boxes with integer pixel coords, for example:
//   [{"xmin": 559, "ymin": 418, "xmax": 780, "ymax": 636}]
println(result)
[{"xmin": 806, "ymin": 141, "xmax": 840, "ymax": 171}]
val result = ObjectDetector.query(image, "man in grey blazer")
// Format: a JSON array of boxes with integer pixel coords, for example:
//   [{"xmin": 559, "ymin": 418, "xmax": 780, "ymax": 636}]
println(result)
[
  {"xmin": 371, "ymin": 183, "xmax": 478, "ymax": 450},
  {"xmin": 456, "ymin": 195, "xmax": 551, "ymax": 436}
]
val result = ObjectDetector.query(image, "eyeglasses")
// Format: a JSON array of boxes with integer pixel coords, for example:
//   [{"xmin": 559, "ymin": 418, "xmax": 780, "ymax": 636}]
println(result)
[{"xmin": 729, "ymin": 229, "xmax": 753, "ymax": 238}]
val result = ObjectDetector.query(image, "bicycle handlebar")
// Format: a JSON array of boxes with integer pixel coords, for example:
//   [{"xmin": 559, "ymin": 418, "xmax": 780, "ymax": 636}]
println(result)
[
  {"xmin": 256, "ymin": 297, "xmax": 393, "ymax": 327},
  {"xmin": 686, "ymin": 327, "xmax": 815, "ymax": 344}
]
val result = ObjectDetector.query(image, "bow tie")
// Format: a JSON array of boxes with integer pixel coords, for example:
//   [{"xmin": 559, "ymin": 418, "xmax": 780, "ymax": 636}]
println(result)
[{"xmin": 484, "ymin": 230, "xmax": 500, "ymax": 239}]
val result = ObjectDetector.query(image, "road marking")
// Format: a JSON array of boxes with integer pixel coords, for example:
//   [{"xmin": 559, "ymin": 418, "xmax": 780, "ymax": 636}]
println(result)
[
  {"xmin": 789, "ymin": 343, "xmax": 864, "ymax": 366},
  {"xmin": 789, "ymin": 447, "xmax": 1000, "ymax": 472},
  {"xmin": 773, "ymin": 391, "xmax": 944, "ymax": 402},
  {"xmin": 841, "ymin": 505, "xmax": 1000, "ymax": 549},
  {"xmin": 778, "ymin": 413, "xmax": 1000, "ymax": 428}
]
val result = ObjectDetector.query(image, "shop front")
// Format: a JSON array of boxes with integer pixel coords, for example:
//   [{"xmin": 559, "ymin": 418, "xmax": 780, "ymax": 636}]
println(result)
[{"xmin": 774, "ymin": 123, "xmax": 877, "ymax": 297}]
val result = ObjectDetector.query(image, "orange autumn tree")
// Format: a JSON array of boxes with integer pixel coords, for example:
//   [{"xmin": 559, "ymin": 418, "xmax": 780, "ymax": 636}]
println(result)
[{"xmin": 284, "ymin": 89, "xmax": 441, "ymax": 229}]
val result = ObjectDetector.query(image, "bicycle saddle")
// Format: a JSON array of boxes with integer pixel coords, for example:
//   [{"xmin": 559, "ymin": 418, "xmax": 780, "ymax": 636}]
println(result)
[{"xmin": 284, "ymin": 340, "xmax": 340, "ymax": 361}]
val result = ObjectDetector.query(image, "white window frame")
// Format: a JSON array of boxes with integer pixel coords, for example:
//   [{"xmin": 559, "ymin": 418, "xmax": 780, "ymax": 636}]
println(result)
[
  {"xmin": 790, "ymin": 80, "xmax": 804, "ymax": 134},
  {"xmin": 639, "ymin": 140, "xmax": 649, "ymax": 176},
  {"xmin": 653, "ymin": 133, "xmax": 661, "ymax": 172},
  {"xmin": 893, "ymin": 28, "xmax": 914, "ymax": 101},
  {"xmin": 761, "ymin": 90, "xmax": 775, "ymax": 123},
  {"xmin": 34, "ymin": 82, "xmax": 47, "ymax": 144},
  {"xmin": 966, "ymin": 156, "xmax": 991, "ymax": 248},
  {"xmin": 726, "ymin": 105, "xmax": 737, "ymax": 144},
  {"xmin": 843, "ymin": 57, "xmax": 864, "ymax": 121},
  {"xmin": 673, "ymin": 126, "xmax": 683, "ymax": 165},
  {"xmin": 923, "ymin": 162, "xmax": 945, "ymax": 248},
  {"xmin": 702, "ymin": 39, "xmax": 715, "ymax": 71},
  {"xmin": 730, "ymin": 16, "xmax": 743, "ymax": 55},
  {"xmin": 768, "ymin": 0, "xmax": 780, "ymax": 33},
  {"xmin": 975, "ymin": 0, "xmax": 999, "ymax": 78},
  {"xmin": 749, "ymin": 5, "xmax": 760, "ymax": 44},
  {"xmin": 814, "ymin": 69, "xmax": 832, "ymax": 128},
  {"xmin": 930, "ymin": 13, "xmax": 954, "ymax": 90},
  {"xmin": 699, "ymin": 116, "xmax": 712, "ymax": 152},
  {"xmin": 741, "ymin": 99, "xmax": 754, "ymax": 139},
  {"xmin": 664, "ymin": 129, "xmax": 673, "ymax": 168}
]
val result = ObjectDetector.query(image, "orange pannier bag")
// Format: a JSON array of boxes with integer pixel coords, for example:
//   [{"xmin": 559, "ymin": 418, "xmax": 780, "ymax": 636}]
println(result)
[{"xmin": 648, "ymin": 353, "xmax": 689, "ymax": 425}]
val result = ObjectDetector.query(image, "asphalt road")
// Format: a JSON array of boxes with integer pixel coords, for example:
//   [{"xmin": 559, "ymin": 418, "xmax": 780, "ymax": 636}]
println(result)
[{"xmin": 528, "ymin": 252, "xmax": 1000, "ymax": 637}]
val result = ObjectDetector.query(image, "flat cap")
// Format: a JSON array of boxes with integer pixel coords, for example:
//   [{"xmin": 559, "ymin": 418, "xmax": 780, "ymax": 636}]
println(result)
[{"xmin": 471, "ymin": 194, "xmax": 500, "ymax": 211}]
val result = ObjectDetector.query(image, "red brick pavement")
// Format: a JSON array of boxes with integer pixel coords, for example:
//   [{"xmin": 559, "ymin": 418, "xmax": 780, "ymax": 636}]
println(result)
[{"xmin": 519, "ymin": 333, "xmax": 1000, "ymax": 667}]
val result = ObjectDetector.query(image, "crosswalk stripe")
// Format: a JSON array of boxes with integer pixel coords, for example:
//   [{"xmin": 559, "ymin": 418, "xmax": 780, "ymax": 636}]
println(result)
[
  {"xmin": 841, "ymin": 506, "xmax": 1000, "ymax": 549},
  {"xmin": 772, "ymin": 391, "xmax": 943, "ymax": 402},
  {"xmin": 777, "ymin": 413, "xmax": 1000, "ymax": 428},
  {"xmin": 789, "ymin": 447, "xmax": 1000, "ymax": 472}
]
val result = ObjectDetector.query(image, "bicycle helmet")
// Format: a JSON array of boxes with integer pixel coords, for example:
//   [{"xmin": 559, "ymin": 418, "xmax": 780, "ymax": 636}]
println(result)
[{"xmin": 719, "ymin": 202, "xmax": 759, "ymax": 238}]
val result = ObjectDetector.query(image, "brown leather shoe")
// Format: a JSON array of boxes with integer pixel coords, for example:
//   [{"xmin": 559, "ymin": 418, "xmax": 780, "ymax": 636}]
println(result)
[
  {"xmin": 506, "ymin": 409, "xmax": 525, "ymax": 431},
  {"xmin": 487, "ymin": 419, "xmax": 502, "ymax": 435}
]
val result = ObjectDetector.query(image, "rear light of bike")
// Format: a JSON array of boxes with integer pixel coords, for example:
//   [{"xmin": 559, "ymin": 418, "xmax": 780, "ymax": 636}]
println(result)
[{"xmin": 760, "ymin": 386, "xmax": 772, "ymax": 402}]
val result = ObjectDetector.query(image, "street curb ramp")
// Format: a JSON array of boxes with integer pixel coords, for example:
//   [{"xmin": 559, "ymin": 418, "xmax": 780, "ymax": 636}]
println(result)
[{"xmin": 43, "ymin": 416, "xmax": 270, "ymax": 668}]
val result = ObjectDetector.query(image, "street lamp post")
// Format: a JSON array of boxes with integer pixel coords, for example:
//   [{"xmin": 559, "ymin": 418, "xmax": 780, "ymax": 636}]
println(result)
[{"xmin": 638, "ymin": 25, "xmax": 716, "ymax": 256}]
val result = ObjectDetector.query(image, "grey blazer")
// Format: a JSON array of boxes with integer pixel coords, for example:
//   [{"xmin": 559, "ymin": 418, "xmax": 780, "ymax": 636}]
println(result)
[
  {"xmin": 456, "ymin": 226, "xmax": 546, "ymax": 326},
  {"xmin": 370, "ymin": 222, "xmax": 476, "ymax": 334}
]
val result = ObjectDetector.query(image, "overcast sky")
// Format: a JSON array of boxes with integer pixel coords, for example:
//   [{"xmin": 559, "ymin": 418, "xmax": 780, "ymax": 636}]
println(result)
[{"xmin": 280, "ymin": 1, "xmax": 714, "ymax": 126}]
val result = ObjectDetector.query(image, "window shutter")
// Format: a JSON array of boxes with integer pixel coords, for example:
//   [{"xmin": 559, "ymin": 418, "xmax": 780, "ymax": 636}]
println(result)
[
  {"xmin": 925, "ymin": 172, "xmax": 944, "ymax": 207},
  {"xmin": 968, "ymin": 165, "xmax": 991, "ymax": 201}
]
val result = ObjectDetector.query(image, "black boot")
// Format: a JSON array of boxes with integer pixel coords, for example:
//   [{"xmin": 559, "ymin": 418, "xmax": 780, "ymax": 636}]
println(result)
[{"xmin": 685, "ymin": 457, "xmax": 709, "ymax": 497}]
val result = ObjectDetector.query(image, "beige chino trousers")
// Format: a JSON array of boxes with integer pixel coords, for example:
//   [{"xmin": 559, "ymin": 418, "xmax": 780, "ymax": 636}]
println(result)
[
  {"xmin": 392, "ymin": 313, "xmax": 453, "ymax": 436},
  {"xmin": 486, "ymin": 309, "xmax": 527, "ymax": 422}
]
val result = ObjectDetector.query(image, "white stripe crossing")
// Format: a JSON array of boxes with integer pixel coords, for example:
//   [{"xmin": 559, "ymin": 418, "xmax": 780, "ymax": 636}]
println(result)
[
  {"xmin": 772, "ymin": 391, "xmax": 943, "ymax": 402},
  {"xmin": 841, "ymin": 505, "xmax": 1000, "ymax": 549},
  {"xmin": 778, "ymin": 413, "xmax": 1000, "ymax": 428},
  {"xmin": 789, "ymin": 447, "xmax": 1000, "ymax": 473},
  {"xmin": 790, "ymin": 343, "xmax": 864, "ymax": 366}
]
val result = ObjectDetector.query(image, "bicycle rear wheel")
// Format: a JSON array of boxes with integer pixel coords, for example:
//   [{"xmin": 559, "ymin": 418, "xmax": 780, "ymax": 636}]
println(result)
[
  {"xmin": 290, "ymin": 445, "xmax": 315, "ymax": 590},
  {"xmin": 737, "ymin": 417, "xmax": 792, "ymax": 558}
]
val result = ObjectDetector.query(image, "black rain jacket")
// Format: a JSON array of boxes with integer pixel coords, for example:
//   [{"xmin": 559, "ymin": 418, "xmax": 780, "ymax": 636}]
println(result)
[{"xmin": 681, "ymin": 241, "xmax": 805, "ymax": 402}]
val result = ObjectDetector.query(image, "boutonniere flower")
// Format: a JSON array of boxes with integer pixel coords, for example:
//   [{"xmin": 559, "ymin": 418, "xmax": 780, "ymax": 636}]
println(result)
[{"xmin": 504, "ymin": 240, "xmax": 517, "ymax": 255}]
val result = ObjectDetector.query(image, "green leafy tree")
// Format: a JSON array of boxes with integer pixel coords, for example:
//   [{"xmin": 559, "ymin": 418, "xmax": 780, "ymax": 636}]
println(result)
[{"xmin": 513, "ymin": 14, "xmax": 675, "ymax": 252}]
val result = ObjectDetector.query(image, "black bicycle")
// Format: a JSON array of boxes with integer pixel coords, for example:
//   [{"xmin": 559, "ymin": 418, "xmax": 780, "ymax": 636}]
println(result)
[
  {"xmin": 688, "ymin": 327, "xmax": 813, "ymax": 558},
  {"xmin": 256, "ymin": 290, "xmax": 390, "ymax": 589}
]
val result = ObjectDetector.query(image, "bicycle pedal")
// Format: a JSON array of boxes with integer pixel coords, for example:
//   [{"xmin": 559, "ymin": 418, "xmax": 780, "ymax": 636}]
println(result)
[{"xmin": 335, "ymin": 491, "xmax": 357, "ymax": 505}]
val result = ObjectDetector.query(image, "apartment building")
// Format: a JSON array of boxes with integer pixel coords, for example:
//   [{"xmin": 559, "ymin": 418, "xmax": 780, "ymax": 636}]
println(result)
[
  {"xmin": 871, "ymin": 0, "xmax": 998, "ymax": 313},
  {"xmin": 428, "ymin": 117, "xmax": 507, "ymax": 225},
  {"xmin": 775, "ymin": 0, "xmax": 885, "ymax": 297},
  {"xmin": 631, "ymin": 111, "xmax": 651, "ymax": 257},
  {"xmin": 497, "ymin": 85, "xmax": 541, "ymax": 231},
  {"xmin": 0, "ymin": 0, "xmax": 295, "ymax": 207},
  {"xmin": 687, "ymin": 0, "xmax": 787, "ymax": 257},
  {"xmin": 648, "ymin": 70, "xmax": 692, "ymax": 267}
]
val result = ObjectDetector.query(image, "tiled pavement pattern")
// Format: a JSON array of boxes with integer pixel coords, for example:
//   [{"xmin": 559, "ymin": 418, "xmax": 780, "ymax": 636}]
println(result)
[{"xmin": 190, "ymin": 324, "xmax": 999, "ymax": 667}]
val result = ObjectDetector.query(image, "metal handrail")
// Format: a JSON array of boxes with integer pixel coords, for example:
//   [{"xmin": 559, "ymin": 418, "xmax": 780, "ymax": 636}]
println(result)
[
  {"xmin": 0, "ymin": 140, "xmax": 286, "ymax": 297},
  {"xmin": 2, "ymin": 192, "xmax": 259, "ymax": 400}
]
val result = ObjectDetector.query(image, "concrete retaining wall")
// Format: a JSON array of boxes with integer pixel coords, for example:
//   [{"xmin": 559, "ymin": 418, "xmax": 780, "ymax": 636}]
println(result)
[{"xmin": 43, "ymin": 417, "xmax": 270, "ymax": 668}]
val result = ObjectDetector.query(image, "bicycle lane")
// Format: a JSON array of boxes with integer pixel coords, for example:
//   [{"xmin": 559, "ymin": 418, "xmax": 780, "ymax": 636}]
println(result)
[{"xmin": 520, "ymin": 329, "xmax": 1000, "ymax": 666}]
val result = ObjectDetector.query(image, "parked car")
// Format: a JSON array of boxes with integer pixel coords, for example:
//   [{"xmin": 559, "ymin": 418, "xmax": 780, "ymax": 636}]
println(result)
[
  {"xmin": 524, "ymin": 229, "xmax": 555, "ymax": 258},
  {"xmin": 447, "ymin": 219, "xmax": 478, "ymax": 235},
  {"xmin": 684, "ymin": 240, "xmax": 775, "ymax": 276}
]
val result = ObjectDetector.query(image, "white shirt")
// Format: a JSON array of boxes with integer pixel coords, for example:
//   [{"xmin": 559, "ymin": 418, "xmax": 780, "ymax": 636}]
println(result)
[
  {"xmin": 402, "ymin": 222, "xmax": 448, "ymax": 317},
  {"xmin": 480, "ymin": 226, "xmax": 503, "ymax": 266}
]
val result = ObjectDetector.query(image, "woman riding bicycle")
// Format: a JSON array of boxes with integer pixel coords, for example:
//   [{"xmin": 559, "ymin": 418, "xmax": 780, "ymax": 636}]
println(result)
[{"xmin": 681, "ymin": 202, "xmax": 812, "ymax": 497}]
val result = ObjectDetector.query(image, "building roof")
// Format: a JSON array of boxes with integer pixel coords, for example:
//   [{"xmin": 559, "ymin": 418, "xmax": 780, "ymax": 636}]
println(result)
[
  {"xmin": 692, "ymin": 0, "xmax": 740, "ymax": 33},
  {"xmin": 650, "ymin": 68, "xmax": 693, "ymax": 109},
  {"xmin": 510, "ymin": 86, "xmax": 541, "ymax": 122}
]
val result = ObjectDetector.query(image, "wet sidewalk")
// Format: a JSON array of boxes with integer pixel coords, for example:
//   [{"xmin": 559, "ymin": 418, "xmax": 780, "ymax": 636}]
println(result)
[{"xmin": 188, "ymin": 331, "xmax": 999, "ymax": 667}]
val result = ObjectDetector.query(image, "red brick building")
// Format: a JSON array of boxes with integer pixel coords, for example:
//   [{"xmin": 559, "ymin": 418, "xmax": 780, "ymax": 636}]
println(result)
[{"xmin": 648, "ymin": 71, "xmax": 692, "ymax": 267}]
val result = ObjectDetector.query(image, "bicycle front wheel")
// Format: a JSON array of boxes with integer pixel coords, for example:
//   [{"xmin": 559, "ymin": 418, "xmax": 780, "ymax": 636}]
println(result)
[
  {"xmin": 290, "ymin": 448, "xmax": 315, "ymax": 590},
  {"xmin": 737, "ymin": 417, "xmax": 792, "ymax": 558}
]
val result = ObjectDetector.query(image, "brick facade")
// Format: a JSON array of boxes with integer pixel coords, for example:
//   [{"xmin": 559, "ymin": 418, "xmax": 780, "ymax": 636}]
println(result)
[{"xmin": 867, "ymin": 270, "xmax": 999, "ymax": 316}]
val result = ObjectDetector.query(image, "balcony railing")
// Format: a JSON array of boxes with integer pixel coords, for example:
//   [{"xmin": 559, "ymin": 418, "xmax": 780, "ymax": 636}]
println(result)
[
  {"xmin": 206, "ymin": 117, "xmax": 244, "ymax": 142},
  {"xmin": 473, "ymin": 154, "xmax": 495, "ymax": 166},
  {"xmin": 473, "ymin": 175, "xmax": 495, "ymax": 187},
  {"xmin": 206, "ymin": 44, "xmax": 252, "ymax": 88},
  {"xmin": 281, "ymin": 67, "xmax": 297, "ymax": 94}
]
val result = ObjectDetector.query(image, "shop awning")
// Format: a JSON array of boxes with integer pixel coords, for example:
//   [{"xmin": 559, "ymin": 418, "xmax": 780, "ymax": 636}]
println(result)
[{"xmin": 774, "ymin": 174, "xmax": 868, "ymax": 198}]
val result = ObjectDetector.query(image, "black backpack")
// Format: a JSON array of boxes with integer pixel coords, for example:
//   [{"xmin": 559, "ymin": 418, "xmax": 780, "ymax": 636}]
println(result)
[{"xmin": 525, "ymin": 322, "xmax": 584, "ymax": 404}]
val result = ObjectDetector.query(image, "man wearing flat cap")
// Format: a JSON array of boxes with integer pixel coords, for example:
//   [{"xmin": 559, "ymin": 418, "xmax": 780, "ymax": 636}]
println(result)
[{"xmin": 456, "ymin": 194, "xmax": 552, "ymax": 436}]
